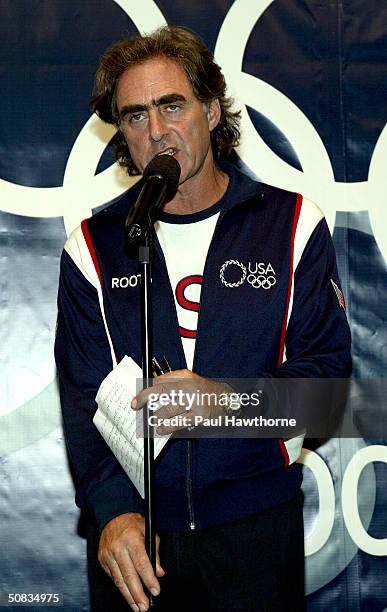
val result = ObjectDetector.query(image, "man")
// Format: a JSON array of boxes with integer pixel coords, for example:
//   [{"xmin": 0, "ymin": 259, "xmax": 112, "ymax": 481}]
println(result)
[{"xmin": 55, "ymin": 25, "xmax": 351, "ymax": 611}]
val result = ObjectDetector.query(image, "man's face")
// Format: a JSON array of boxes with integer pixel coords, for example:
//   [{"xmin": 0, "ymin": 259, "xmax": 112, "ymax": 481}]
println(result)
[{"xmin": 116, "ymin": 56, "xmax": 220, "ymax": 187}]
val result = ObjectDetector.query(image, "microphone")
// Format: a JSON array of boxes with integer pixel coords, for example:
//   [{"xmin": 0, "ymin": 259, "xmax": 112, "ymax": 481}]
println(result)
[{"xmin": 125, "ymin": 154, "xmax": 181, "ymax": 245}]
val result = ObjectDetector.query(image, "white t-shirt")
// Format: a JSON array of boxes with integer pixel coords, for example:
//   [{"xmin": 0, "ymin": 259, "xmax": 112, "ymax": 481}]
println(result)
[{"xmin": 155, "ymin": 209, "xmax": 220, "ymax": 370}]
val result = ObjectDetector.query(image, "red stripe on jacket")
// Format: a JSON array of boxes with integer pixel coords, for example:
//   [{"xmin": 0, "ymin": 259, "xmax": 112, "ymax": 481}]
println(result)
[
  {"xmin": 277, "ymin": 194, "xmax": 303, "ymax": 466},
  {"xmin": 81, "ymin": 219, "xmax": 102, "ymax": 284}
]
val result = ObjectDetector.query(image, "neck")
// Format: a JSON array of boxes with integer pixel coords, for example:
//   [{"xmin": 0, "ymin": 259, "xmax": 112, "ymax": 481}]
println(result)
[{"xmin": 163, "ymin": 161, "xmax": 229, "ymax": 215}]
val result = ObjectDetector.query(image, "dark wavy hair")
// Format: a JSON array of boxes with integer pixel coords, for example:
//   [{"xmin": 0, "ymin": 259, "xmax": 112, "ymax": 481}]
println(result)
[{"xmin": 90, "ymin": 25, "xmax": 241, "ymax": 175}]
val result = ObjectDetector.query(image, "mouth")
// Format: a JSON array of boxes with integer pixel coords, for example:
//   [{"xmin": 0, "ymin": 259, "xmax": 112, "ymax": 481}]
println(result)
[{"xmin": 157, "ymin": 147, "xmax": 177, "ymax": 157}]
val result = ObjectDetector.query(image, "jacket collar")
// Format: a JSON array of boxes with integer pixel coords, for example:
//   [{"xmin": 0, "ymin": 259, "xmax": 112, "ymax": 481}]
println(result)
[{"xmin": 109, "ymin": 159, "xmax": 267, "ymax": 219}]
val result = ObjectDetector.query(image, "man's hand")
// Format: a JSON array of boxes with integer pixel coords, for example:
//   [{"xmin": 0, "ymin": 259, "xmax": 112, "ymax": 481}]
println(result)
[
  {"xmin": 131, "ymin": 369, "xmax": 230, "ymax": 434},
  {"xmin": 98, "ymin": 513, "xmax": 164, "ymax": 612}
]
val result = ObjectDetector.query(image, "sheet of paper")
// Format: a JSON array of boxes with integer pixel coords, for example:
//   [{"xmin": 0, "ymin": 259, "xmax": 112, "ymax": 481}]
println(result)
[{"xmin": 93, "ymin": 355, "xmax": 171, "ymax": 498}]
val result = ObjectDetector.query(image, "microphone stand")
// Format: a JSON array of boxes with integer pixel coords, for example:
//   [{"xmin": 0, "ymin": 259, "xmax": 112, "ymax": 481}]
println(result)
[
  {"xmin": 125, "ymin": 155, "xmax": 180, "ymax": 608},
  {"xmin": 136, "ymin": 220, "xmax": 157, "ymax": 608}
]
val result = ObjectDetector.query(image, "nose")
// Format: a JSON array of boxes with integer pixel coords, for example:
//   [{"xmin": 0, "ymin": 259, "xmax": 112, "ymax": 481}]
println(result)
[{"xmin": 148, "ymin": 109, "xmax": 168, "ymax": 142}]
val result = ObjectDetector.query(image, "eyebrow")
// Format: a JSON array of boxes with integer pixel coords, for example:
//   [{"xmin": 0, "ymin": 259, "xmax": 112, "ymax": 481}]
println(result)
[{"xmin": 119, "ymin": 94, "xmax": 187, "ymax": 117}]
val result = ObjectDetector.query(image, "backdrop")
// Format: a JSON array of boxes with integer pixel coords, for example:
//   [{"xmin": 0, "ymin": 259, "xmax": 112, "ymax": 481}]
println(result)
[{"xmin": 1, "ymin": 1, "xmax": 386, "ymax": 610}]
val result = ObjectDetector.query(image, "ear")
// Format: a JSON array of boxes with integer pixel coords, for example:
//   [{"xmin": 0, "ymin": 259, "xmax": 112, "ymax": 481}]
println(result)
[{"xmin": 206, "ymin": 98, "xmax": 221, "ymax": 131}]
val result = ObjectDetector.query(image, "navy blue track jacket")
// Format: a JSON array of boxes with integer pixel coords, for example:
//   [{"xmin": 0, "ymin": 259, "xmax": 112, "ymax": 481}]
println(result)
[{"xmin": 55, "ymin": 162, "xmax": 351, "ymax": 532}]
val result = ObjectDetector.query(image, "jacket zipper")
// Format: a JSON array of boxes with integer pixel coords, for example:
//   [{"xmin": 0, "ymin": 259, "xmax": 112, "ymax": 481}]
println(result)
[
  {"xmin": 153, "ymin": 235, "xmax": 196, "ymax": 529},
  {"xmin": 155, "ymin": 198, "xmax": 263, "ymax": 532},
  {"xmin": 184, "ymin": 211, "xmax": 229, "ymax": 532},
  {"xmin": 186, "ymin": 439, "xmax": 196, "ymax": 530}
]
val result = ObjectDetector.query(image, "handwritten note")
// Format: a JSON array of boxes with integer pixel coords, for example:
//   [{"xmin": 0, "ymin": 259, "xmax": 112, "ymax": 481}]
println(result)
[{"xmin": 93, "ymin": 356, "xmax": 170, "ymax": 498}]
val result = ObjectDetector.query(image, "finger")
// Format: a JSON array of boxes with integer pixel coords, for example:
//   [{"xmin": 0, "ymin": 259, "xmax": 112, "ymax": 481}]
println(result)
[
  {"xmin": 154, "ymin": 369, "xmax": 192, "ymax": 379},
  {"xmin": 153, "ymin": 400, "xmax": 188, "ymax": 421},
  {"xmin": 129, "ymin": 542, "xmax": 161, "ymax": 598},
  {"xmin": 131, "ymin": 370, "xmax": 195, "ymax": 410},
  {"xmin": 115, "ymin": 548, "xmax": 151, "ymax": 609},
  {"xmin": 99, "ymin": 556, "xmax": 112, "ymax": 578},
  {"xmin": 156, "ymin": 413, "xmax": 194, "ymax": 435},
  {"xmin": 131, "ymin": 381, "xmax": 172, "ymax": 411},
  {"xmin": 99, "ymin": 542, "xmax": 150, "ymax": 610},
  {"xmin": 156, "ymin": 535, "xmax": 165, "ymax": 577},
  {"xmin": 105, "ymin": 556, "xmax": 140, "ymax": 610},
  {"xmin": 152, "ymin": 397, "xmax": 194, "ymax": 434}
]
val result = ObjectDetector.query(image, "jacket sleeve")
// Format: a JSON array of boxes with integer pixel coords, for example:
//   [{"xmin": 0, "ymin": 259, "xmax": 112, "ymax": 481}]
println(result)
[
  {"xmin": 233, "ymin": 198, "xmax": 352, "ymax": 448},
  {"xmin": 260, "ymin": 201, "xmax": 352, "ymax": 446},
  {"xmin": 277, "ymin": 201, "xmax": 351, "ymax": 379},
  {"xmin": 55, "ymin": 231, "xmax": 144, "ymax": 533}
]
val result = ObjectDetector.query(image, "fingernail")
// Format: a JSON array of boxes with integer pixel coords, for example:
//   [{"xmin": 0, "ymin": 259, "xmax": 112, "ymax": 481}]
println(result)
[
  {"xmin": 138, "ymin": 604, "xmax": 147, "ymax": 612},
  {"xmin": 151, "ymin": 587, "xmax": 159, "ymax": 596},
  {"xmin": 130, "ymin": 605, "xmax": 139, "ymax": 612},
  {"xmin": 131, "ymin": 398, "xmax": 137, "ymax": 410}
]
